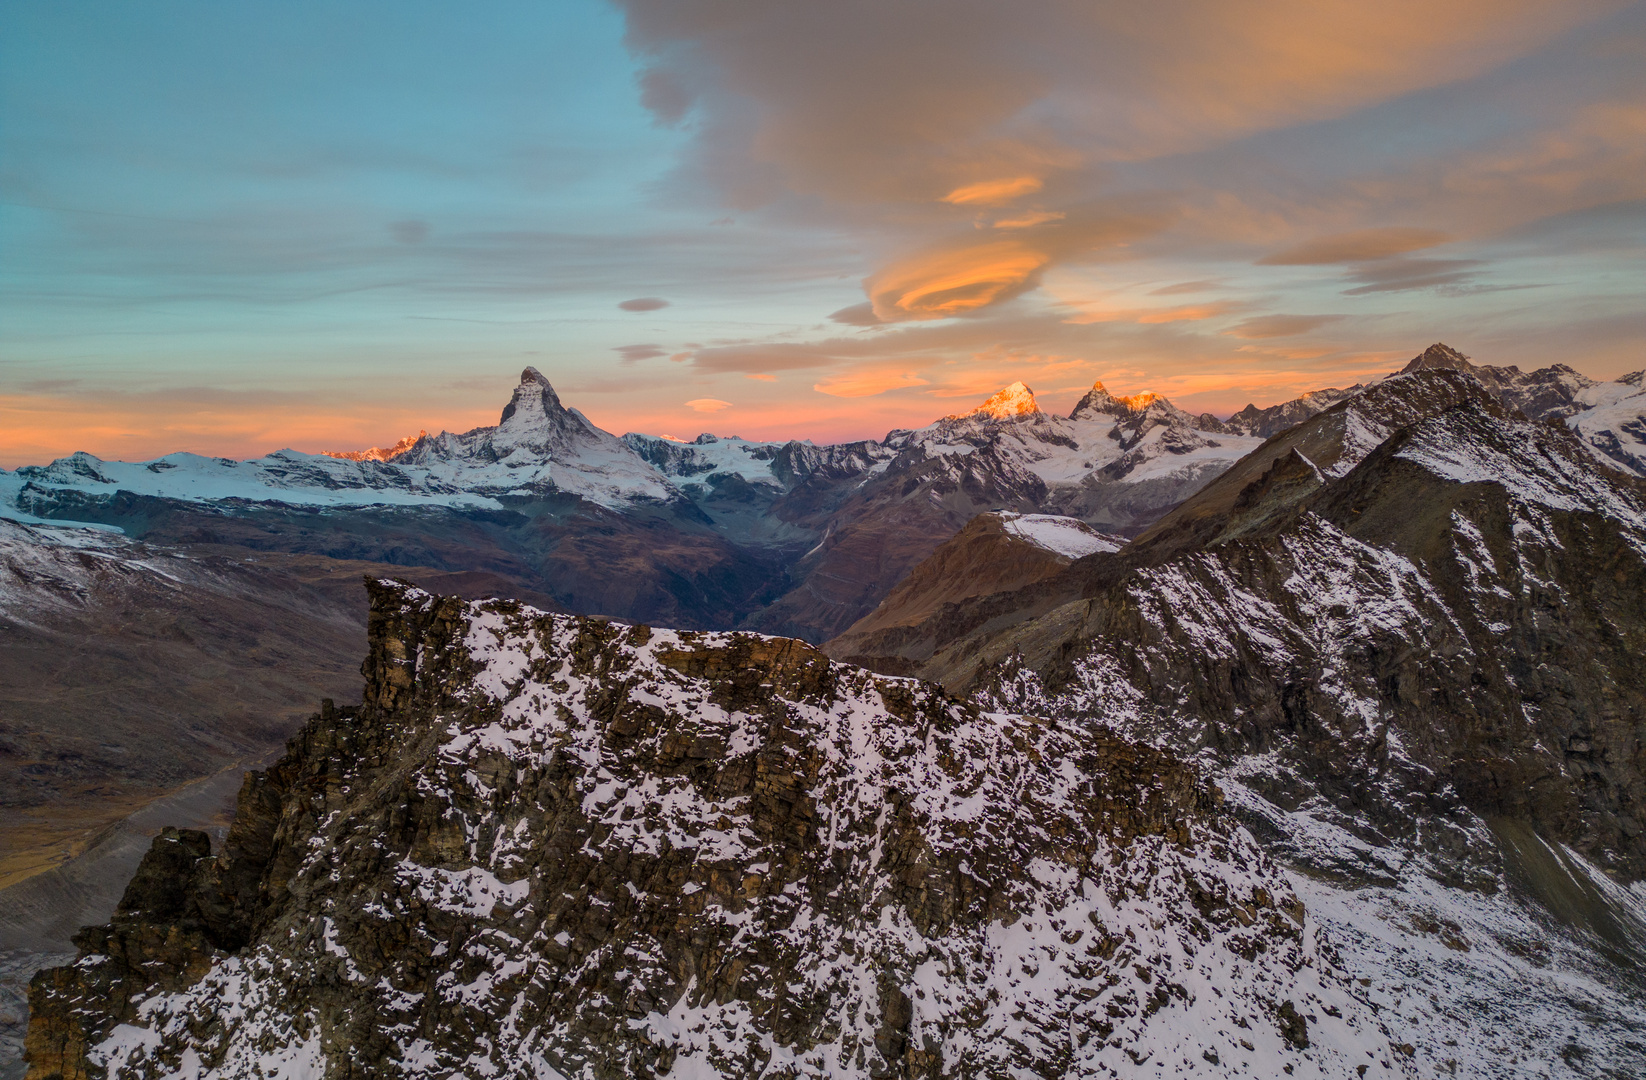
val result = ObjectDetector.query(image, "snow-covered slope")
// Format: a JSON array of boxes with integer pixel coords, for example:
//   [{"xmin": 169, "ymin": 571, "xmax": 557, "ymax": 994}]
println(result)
[
  {"xmin": 999, "ymin": 512, "xmax": 1125, "ymax": 559},
  {"xmin": 393, "ymin": 368, "xmax": 683, "ymax": 507},
  {"xmin": 0, "ymin": 370, "xmax": 682, "ymax": 520},
  {"xmin": 5, "ymin": 350, "xmax": 1637, "ymax": 532},
  {"xmin": 853, "ymin": 393, "xmax": 1646, "ymax": 1077},
  {"xmin": 29, "ymin": 582, "xmax": 1414, "ymax": 1079},
  {"xmin": 1568, "ymin": 371, "xmax": 1646, "ymax": 478}
]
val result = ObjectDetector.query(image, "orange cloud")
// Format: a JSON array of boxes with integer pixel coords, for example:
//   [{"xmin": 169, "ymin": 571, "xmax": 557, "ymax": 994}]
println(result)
[
  {"xmin": 813, "ymin": 369, "xmax": 930, "ymax": 398},
  {"xmin": 942, "ymin": 176, "xmax": 1043, "ymax": 206},
  {"xmin": 0, "ymin": 388, "xmax": 491, "ymax": 469},
  {"xmin": 867, "ymin": 239, "xmax": 1051, "ymax": 321},
  {"xmin": 991, "ymin": 210, "xmax": 1066, "ymax": 229},
  {"xmin": 1136, "ymin": 302, "xmax": 1243, "ymax": 324},
  {"xmin": 684, "ymin": 398, "xmax": 733, "ymax": 412}
]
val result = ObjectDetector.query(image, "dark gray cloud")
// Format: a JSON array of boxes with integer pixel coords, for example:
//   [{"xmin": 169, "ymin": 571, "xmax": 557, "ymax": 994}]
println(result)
[
  {"xmin": 619, "ymin": 297, "xmax": 670, "ymax": 311},
  {"xmin": 615, "ymin": 343, "xmax": 668, "ymax": 362},
  {"xmin": 389, "ymin": 219, "xmax": 430, "ymax": 244}
]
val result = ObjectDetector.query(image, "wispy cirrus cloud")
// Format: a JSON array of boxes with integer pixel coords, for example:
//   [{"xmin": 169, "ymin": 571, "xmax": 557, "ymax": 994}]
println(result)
[
  {"xmin": 6, "ymin": 0, "xmax": 1644, "ymax": 463},
  {"xmin": 1256, "ymin": 227, "xmax": 1453, "ymax": 265},
  {"xmin": 942, "ymin": 176, "xmax": 1043, "ymax": 206},
  {"xmin": 1226, "ymin": 314, "xmax": 1344, "ymax": 338}
]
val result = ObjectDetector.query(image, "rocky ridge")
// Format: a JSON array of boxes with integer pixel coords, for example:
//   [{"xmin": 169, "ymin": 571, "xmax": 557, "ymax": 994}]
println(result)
[
  {"xmin": 830, "ymin": 367, "xmax": 1646, "ymax": 1075},
  {"xmin": 27, "ymin": 580, "xmax": 1410, "ymax": 1079}
]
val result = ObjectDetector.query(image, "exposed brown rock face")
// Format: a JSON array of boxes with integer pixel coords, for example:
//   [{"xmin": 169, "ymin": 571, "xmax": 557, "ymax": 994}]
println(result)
[
  {"xmin": 27, "ymin": 581, "xmax": 1399, "ymax": 1079},
  {"xmin": 827, "ymin": 513, "xmax": 1098, "ymax": 673}
]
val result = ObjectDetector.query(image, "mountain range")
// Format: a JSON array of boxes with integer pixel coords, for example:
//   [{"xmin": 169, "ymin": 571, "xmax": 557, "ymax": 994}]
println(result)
[
  {"xmin": 6, "ymin": 343, "xmax": 1646, "ymax": 1078},
  {"xmin": 5, "ymin": 344, "xmax": 1641, "ymax": 644}
]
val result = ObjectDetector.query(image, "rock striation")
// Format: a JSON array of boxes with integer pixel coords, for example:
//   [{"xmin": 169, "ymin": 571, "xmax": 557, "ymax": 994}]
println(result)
[{"xmin": 28, "ymin": 581, "xmax": 1406, "ymax": 1079}]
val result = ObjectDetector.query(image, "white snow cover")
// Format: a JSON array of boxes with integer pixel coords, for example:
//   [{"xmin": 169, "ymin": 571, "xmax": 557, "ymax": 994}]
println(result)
[
  {"xmin": 621, "ymin": 433, "xmax": 798, "ymax": 489},
  {"xmin": 0, "ymin": 449, "xmax": 508, "ymax": 514},
  {"xmin": 999, "ymin": 513, "xmax": 1125, "ymax": 559},
  {"xmin": 1395, "ymin": 410, "xmax": 1646, "ymax": 557},
  {"xmin": 6, "ymin": 367, "xmax": 1641, "ymax": 535},
  {"xmin": 89, "ymin": 591, "xmax": 1412, "ymax": 1079},
  {"xmin": 977, "ymin": 489, "xmax": 1646, "ymax": 1077},
  {"xmin": 1566, "ymin": 378, "xmax": 1646, "ymax": 478}
]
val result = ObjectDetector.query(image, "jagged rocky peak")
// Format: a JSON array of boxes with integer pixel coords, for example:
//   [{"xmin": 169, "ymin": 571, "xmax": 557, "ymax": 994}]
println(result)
[
  {"xmin": 1068, "ymin": 380, "xmax": 1171, "ymax": 420},
  {"xmin": 320, "ymin": 429, "xmax": 428, "ymax": 462},
  {"xmin": 480, "ymin": 365, "xmax": 634, "ymax": 461},
  {"xmin": 1223, "ymin": 386, "xmax": 1362, "ymax": 439},
  {"xmin": 499, "ymin": 365, "xmax": 567, "ymax": 425},
  {"xmin": 27, "ymin": 580, "xmax": 1409, "ymax": 1078},
  {"xmin": 1401, "ymin": 341, "xmax": 1475, "ymax": 373},
  {"xmin": 1395, "ymin": 341, "xmax": 1595, "ymax": 421},
  {"xmin": 958, "ymin": 379, "xmax": 1042, "ymax": 420}
]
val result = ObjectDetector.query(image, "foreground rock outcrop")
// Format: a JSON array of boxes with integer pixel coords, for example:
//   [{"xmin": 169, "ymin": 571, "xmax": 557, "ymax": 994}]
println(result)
[{"xmin": 28, "ymin": 581, "xmax": 1404, "ymax": 1078}]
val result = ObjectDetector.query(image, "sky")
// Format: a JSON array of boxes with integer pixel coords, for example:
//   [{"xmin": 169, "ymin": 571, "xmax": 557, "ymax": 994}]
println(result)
[{"xmin": 1, "ymin": 0, "xmax": 1643, "ymax": 465}]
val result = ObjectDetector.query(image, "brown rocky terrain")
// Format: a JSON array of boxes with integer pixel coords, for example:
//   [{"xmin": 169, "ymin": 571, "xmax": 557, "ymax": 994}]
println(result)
[{"xmin": 828, "ymin": 512, "xmax": 1115, "ymax": 667}]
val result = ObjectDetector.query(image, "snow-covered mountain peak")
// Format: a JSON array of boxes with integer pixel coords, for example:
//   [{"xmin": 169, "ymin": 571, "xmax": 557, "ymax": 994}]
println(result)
[
  {"xmin": 497, "ymin": 366, "xmax": 568, "ymax": 427},
  {"xmin": 32, "ymin": 581, "xmax": 1409, "ymax": 1079},
  {"xmin": 960, "ymin": 380, "xmax": 1041, "ymax": 420},
  {"xmin": 1068, "ymin": 381, "xmax": 1182, "ymax": 422},
  {"xmin": 1067, "ymin": 380, "xmax": 1126, "ymax": 420},
  {"xmin": 321, "ymin": 430, "xmax": 427, "ymax": 462}
]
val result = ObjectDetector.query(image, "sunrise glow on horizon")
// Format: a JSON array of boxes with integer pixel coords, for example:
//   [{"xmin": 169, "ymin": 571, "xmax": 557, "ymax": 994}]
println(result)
[{"xmin": 3, "ymin": 0, "xmax": 1642, "ymax": 467}]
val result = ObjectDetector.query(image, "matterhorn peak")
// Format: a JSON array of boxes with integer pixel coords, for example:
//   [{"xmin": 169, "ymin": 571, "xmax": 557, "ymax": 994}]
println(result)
[
  {"xmin": 962, "ymin": 381, "xmax": 1042, "ymax": 421},
  {"xmin": 500, "ymin": 367, "xmax": 565, "ymax": 426}
]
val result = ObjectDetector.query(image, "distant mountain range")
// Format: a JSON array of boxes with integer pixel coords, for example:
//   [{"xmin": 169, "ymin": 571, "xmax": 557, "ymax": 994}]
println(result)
[{"xmin": 4, "ymin": 344, "xmax": 1641, "ymax": 642}]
